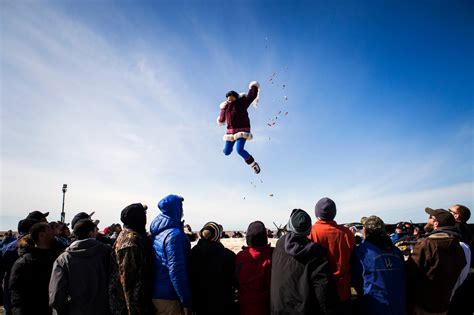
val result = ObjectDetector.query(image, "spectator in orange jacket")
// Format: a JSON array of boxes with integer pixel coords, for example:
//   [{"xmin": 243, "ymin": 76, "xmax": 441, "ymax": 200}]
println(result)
[{"xmin": 309, "ymin": 197, "xmax": 356, "ymax": 314}]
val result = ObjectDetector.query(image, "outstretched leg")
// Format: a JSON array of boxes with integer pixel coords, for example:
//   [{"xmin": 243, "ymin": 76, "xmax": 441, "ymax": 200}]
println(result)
[
  {"xmin": 235, "ymin": 138, "xmax": 251, "ymax": 160},
  {"xmin": 223, "ymin": 140, "xmax": 235, "ymax": 156},
  {"xmin": 235, "ymin": 138, "xmax": 261, "ymax": 174}
]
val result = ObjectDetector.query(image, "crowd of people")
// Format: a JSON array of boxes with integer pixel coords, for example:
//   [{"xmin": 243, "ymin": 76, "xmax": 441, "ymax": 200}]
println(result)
[{"xmin": 0, "ymin": 195, "xmax": 472, "ymax": 315}]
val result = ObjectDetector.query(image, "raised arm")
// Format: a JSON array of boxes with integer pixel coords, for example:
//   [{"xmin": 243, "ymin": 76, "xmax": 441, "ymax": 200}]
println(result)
[{"xmin": 245, "ymin": 81, "xmax": 260, "ymax": 108}]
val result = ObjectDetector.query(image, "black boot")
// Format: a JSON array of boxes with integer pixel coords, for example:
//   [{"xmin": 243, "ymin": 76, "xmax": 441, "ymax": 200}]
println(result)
[{"xmin": 245, "ymin": 156, "xmax": 261, "ymax": 174}]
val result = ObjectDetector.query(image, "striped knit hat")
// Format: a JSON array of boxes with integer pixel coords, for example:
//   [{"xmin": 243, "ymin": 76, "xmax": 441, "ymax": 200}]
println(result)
[{"xmin": 199, "ymin": 222, "xmax": 223, "ymax": 242}]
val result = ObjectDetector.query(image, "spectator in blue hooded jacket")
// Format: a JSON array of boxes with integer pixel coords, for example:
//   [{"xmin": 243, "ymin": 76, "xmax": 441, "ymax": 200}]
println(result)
[
  {"xmin": 150, "ymin": 195, "xmax": 192, "ymax": 315},
  {"xmin": 352, "ymin": 216, "xmax": 406, "ymax": 315}
]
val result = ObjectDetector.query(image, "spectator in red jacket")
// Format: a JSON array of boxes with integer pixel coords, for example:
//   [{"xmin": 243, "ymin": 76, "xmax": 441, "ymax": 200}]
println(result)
[
  {"xmin": 236, "ymin": 221, "xmax": 273, "ymax": 315},
  {"xmin": 309, "ymin": 197, "xmax": 356, "ymax": 314}
]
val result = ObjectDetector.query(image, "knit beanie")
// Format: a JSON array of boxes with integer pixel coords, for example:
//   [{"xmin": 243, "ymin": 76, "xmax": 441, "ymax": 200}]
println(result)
[
  {"xmin": 199, "ymin": 222, "xmax": 222, "ymax": 242},
  {"xmin": 315, "ymin": 197, "xmax": 337, "ymax": 221},
  {"xmin": 246, "ymin": 221, "xmax": 268, "ymax": 247},
  {"xmin": 286, "ymin": 209, "xmax": 312, "ymax": 236},
  {"xmin": 121, "ymin": 203, "xmax": 148, "ymax": 236}
]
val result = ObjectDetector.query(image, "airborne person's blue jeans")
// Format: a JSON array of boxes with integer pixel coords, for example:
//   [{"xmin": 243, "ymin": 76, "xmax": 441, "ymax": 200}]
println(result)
[{"xmin": 223, "ymin": 138, "xmax": 251, "ymax": 161}]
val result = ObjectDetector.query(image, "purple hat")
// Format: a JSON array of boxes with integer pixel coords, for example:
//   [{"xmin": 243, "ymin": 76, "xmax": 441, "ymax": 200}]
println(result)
[{"xmin": 315, "ymin": 197, "xmax": 337, "ymax": 221}]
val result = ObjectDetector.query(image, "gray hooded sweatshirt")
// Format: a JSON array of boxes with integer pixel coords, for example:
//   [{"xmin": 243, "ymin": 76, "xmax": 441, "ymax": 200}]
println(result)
[{"xmin": 49, "ymin": 238, "xmax": 111, "ymax": 315}]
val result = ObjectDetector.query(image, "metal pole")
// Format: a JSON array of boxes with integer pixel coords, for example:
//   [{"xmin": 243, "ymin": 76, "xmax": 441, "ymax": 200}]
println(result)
[
  {"xmin": 61, "ymin": 184, "xmax": 67, "ymax": 223},
  {"xmin": 61, "ymin": 192, "xmax": 66, "ymax": 223}
]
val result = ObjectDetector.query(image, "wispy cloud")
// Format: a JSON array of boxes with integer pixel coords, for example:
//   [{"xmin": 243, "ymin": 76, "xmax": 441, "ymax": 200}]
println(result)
[
  {"xmin": 1, "ymin": 2, "xmax": 472, "ymax": 232},
  {"xmin": 0, "ymin": 2, "xmax": 215, "ymax": 226}
]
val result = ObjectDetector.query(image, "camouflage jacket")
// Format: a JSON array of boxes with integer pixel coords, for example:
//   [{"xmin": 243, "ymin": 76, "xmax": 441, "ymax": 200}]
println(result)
[{"xmin": 109, "ymin": 227, "xmax": 153, "ymax": 315}]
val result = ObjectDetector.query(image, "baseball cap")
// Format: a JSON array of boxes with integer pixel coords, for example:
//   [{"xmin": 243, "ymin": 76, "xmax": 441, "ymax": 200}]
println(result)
[
  {"xmin": 396, "ymin": 222, "xmax": 407, "ymax": 231},
  {"xmin": 26, "ymin": 211, "xmax": 49, "ymax": 221},
  {"xmin": 71, "ymin": 212, "xmax": 98, "ymax": 229},
  {"xmin": 425, "ymin": 208, "xmax": 455, "ymax": 227},
  {"xmin": 362, "ymin": 215, "xmax": 386, "ymax": 233}
]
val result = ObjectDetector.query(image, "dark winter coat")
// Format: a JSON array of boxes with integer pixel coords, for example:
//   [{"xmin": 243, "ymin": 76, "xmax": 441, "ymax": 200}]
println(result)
[
  {"xmin": 49, "ymin": 239, "xmax": 111, "ymax": 315},
  {"xmin": 109, "ymin": 228, "xmax": 154, "ymax": 315},
  {"xmin": 189, "ymin": 239, "xmax": 237, "ymax": 314},
  {"xmin": 218, "ymin": 85, "xmax": 259, "ymax": 134},
  {"xmin": 236, "ymin": 244, "xmax": 273, "ymax": 315},
  {"xmin": 351, "ymin": 235, "xmax": 406, "ymax": 315},
  {"xmin": 270, "ymin": 233, "xmax": 338, "ymax": 315},
  {"xmin": 2, "ymin": 238, "xmax": 20, "ymax": 312},
  {"xmin": 150, "ymin": 195, "xmax": 191, "ymax": 308},
  {"xmin": 406, "ymin": 227, "xmax": 466, "ymax": 313},
  {"xmin": 9, "ymin": 243, "xmax": 58, "ymax": 315}
]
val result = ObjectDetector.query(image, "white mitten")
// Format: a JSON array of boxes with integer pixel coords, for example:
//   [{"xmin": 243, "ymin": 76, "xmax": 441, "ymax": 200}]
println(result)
[{"xmin": 249, "ymin": 81, "xmax": 260, "ymax": 89}]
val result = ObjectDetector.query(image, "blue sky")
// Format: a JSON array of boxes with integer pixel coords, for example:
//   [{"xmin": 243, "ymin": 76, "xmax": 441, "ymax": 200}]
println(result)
[{"xmin": 1, "ymin": 0, "xmax": 473, "ymax": 231}]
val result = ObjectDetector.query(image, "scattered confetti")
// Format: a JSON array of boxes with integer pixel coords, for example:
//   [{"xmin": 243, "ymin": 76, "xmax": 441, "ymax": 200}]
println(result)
[
  {"xmin": 285, "ymin": 112, "xmax": 288, "ymax": 115},
  {"xmin": 269, "ymin": 194, "xmax": 274, "ymax": 197},
  {"xmin": 284, "ymin": 96, "xmax": 288, "ymax": 101},
  {"xmin": 260, "ymin": 179, "xmax": 263, "ymax": 183}
]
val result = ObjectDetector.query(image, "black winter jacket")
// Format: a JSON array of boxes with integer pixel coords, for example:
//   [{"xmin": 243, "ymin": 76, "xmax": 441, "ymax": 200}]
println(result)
[
  {"xmin": 9, "ymin": 244, "xmax": 58, "ymax": 315},
  {"xmin": 49, "ymin": 239, "xmax": 111, "ymax": 315},
  {"xmin": 270, "ymin": 233, "xmax": 338, "ymax": 315},
  {"xmin": 189, "ymin": 239, "xmax": 237, "ymax": 314}
]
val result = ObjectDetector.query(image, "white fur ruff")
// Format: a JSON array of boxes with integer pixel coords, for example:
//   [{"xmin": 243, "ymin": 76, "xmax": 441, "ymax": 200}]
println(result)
[
  {"xmin": 219, "ymin": 101, "xmax": 228, "ymax": 109},
  {"xmin": 223, "ymin": 132, "xmax": 253, "ymax": 142}
]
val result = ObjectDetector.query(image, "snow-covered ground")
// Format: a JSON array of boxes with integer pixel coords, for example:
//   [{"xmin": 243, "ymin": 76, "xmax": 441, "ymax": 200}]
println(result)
[{"xmin": 191, "ymin": 237, "xmax": 279, "ymax": 253}]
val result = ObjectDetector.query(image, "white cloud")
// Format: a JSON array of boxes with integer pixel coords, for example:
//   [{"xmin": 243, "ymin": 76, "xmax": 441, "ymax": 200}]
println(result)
[{"xmin": 1, "ymin": 2, "xmax": 472, "ymax": 232}]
